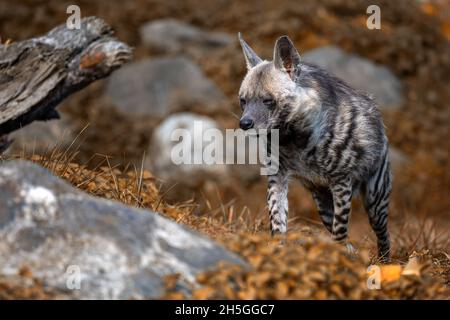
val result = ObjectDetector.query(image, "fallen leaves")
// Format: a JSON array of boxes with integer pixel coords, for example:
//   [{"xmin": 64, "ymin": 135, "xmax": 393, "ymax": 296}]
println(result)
[
  {"xmin": 162, "ymin": 232, "xmax": 449, "ymax": 300},
  {"xmin": 402, "ymin": 256, "xmax": 423, "ymax": 277},
  {"xmin": 0, "ymin": 271, "xmax": 69, "ymax": 300},
  {"xmin": 379, "ymin": 265, "xmax": 403, "ymax": 283}
]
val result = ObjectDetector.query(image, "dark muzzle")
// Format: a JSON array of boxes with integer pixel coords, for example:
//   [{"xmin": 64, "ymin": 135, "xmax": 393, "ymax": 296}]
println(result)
[{"xmin": 239, "ymin": 117, "xmax": 254, "ymax": 130}]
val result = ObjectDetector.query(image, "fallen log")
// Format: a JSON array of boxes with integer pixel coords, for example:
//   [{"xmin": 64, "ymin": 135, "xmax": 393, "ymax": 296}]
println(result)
[{"xmin": 0, "ymin": 16, "xmax": 132, "ymax": 152}]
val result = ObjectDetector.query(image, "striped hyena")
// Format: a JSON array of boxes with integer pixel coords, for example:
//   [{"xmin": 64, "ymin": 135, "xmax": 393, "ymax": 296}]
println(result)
[{"xmin": 238, "ymin": 34, "xmax": 392, "ymax": 260}]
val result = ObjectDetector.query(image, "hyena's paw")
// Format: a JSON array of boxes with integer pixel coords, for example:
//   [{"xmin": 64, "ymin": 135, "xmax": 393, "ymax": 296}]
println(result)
[
  {"xmin": 333, "ymin": 238, "xmax": 358, "ymax": 257},
  {"xmin": 270, "ymin": 232, "xmax": 286, "ymax": 247},
  {"xmin": 345, "ymin": 243, "xmax": 358, "ymax": 257},
  {"xmin": 276, "ymin": 239, "xmax": 286, "ymax": 247}
]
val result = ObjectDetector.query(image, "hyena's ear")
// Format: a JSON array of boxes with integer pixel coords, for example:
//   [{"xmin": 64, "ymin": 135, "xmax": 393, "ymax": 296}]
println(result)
[
  {"xmin": 238, "ymin": 32, "xmax": 262, "ymax": 69},
  {"xmin": 273, "ymin": 36, "xmax": 301, "ymax": 80}
]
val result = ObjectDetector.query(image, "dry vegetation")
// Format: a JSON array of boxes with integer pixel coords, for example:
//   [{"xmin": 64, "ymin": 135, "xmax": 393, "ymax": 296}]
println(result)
[{"xmin": 1, "ymin": 148, "xmax": 447, "ymax": 299}]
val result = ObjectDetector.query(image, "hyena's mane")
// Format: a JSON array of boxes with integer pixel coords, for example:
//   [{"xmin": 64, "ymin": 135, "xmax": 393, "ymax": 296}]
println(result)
[
  {"xmin": 286, "ymin": 62, "xmax": 387, "ymax": 182},
  {"xmin": 295, "ymin": 62, "xmax": 372, "ymax": 110}
]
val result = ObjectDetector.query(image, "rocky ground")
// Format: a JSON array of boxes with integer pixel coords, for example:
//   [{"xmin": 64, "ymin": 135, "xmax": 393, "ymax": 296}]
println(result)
[
  {"xmin": 0, "ymin": 156, "xmax": 447, "ymax": 299},
  {"xmin": 0, "ymin": 0, "xmax": 449, "ymax": 299}
]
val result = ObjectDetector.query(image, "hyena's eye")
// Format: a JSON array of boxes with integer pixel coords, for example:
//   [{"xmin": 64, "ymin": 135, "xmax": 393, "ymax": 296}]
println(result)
[
  {"xmin": 263, "ymin": 99, "xmax": 276, "ymax": 108},
  {"xmin": 239, "ymin": 98, "xmax": 246, "ymax": 108}
]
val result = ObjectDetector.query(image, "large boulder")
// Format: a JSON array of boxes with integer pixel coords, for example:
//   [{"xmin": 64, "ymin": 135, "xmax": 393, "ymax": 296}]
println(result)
[
  {"xmin": 0, "ymin": 160, "xmax": 246, "ymax": 299},
  {"xmin": 104, "ymin": 57, "xmax": 227, "ymax": 119},
  {"xmin": 303, "ymin": 46, "xmax": 404, "ymax": 109},
  {"xmin": 139, "ymin": 19, "xmax": 233, "ymax": 55}
]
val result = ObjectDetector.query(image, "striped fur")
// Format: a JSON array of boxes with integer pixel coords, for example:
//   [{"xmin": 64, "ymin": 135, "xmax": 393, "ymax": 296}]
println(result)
[{"xmin": 238, "ymin": 35, "xmax": 392, "ymax": 260}]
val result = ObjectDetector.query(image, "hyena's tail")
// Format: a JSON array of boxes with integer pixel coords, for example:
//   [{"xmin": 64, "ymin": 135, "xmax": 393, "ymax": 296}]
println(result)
[{"xmin": 362, "ymin": 149, "xmax": 392, "ymax": 261}]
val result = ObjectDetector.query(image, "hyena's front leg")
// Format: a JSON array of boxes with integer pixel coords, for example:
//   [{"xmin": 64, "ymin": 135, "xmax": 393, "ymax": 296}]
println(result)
[
  {"xmin": 330, "ymin": 177, "xmax": 353, "ymax": 246},
  {"xmin": 267, "ymin": 173, "xmax": 289, "ymax": 235}
]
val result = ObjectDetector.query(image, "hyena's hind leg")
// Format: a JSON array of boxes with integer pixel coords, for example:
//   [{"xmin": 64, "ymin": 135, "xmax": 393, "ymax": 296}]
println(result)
[
  {"xmin": 312, "ymin": 180, "xmax": 356, "ymax": 254},
  {"xmin": 329, "ymin": 177, "xmax": 353, "ymax": 244},
  {"xmin": 310, "ymin": 186, "xmax": 334, "ymax": 234},
  {"xmin": 362, "ymin": 154, "xmax": 392, "ymax": 261}
]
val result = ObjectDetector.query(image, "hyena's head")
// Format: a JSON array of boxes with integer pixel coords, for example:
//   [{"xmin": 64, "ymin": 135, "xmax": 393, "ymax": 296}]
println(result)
[{"xmin": 238, "ymin": 34, "xmax": 309, "ymax": 131}]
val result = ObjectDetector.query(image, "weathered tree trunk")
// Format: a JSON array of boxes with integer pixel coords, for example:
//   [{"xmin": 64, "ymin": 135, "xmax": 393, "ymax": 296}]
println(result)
[{"xmin": 0, "ymin": 17, "xmax": 132, "ymax": 152}]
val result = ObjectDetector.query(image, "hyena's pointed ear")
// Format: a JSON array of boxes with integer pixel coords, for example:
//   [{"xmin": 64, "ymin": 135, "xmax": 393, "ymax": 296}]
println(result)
[
  {"xmin": 238, "ymin": 32, "xmax": 262, "ymax": 69},
  {"xmin": 273, "ymin": 36, "xmax": 301, "ymax": 80}
]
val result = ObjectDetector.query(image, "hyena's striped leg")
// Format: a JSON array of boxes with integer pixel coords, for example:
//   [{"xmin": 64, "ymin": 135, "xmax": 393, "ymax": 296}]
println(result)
[
  {"xmin": 311, "ymin": 187, "xmax": 334, "ymax": 234},
  {"xmin": 330, "ymin": 177, "xmax": 353, "ymax": 244},
  {"xmin": 267, "ymin": 173, "xmax": 289, "ymax": 235},
  {"xmin": 363, "ymin": 155, "xmax": 392, "ymax": 261}
]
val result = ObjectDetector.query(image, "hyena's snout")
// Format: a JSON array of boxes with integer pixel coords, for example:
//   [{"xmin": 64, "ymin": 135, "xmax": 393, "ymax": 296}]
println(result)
[{"xmin": 239, "ymin": 117, "xmax": 254, "ymax": 130}]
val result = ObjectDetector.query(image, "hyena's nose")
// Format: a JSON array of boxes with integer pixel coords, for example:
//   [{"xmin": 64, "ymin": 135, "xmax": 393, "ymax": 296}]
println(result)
[{"xmin": 240, "ymin": 118, "xmax": 254, "ymax": 130}]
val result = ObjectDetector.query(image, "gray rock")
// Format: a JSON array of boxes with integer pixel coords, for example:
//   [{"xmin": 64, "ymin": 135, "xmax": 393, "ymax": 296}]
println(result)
[
  {"xmin": 148, "ymin": 113, "xmax": 229, "ymax": 188},
  {"xmin": 140, "ymin": 19, "xmax": 233, "ymax": 55},
  {"xmin": 7, "ymin": 113, "xmax": 76, "ymax": 155},
  {"xmin": 0, "ymin": 160, "xmax": 246, "ymax": 299},
  {"xmin": 105, "ymin": 57, "xmax": 227, "ymax": 118},
  {"xmin": 303, "ymin": 46, "xmax": 404, "ymax": 109}
]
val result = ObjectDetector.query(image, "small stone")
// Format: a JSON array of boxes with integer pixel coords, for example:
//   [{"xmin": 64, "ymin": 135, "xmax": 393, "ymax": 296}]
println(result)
[{"xmin": 148, "ymin": 112, "xmax": 229, "ymax": 188}]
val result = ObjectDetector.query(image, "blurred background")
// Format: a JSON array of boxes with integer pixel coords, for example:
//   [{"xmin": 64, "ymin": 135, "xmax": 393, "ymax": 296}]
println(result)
[{"xmin": 1, "ymin": 0, "xmax": 449, "ymax": 248}]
